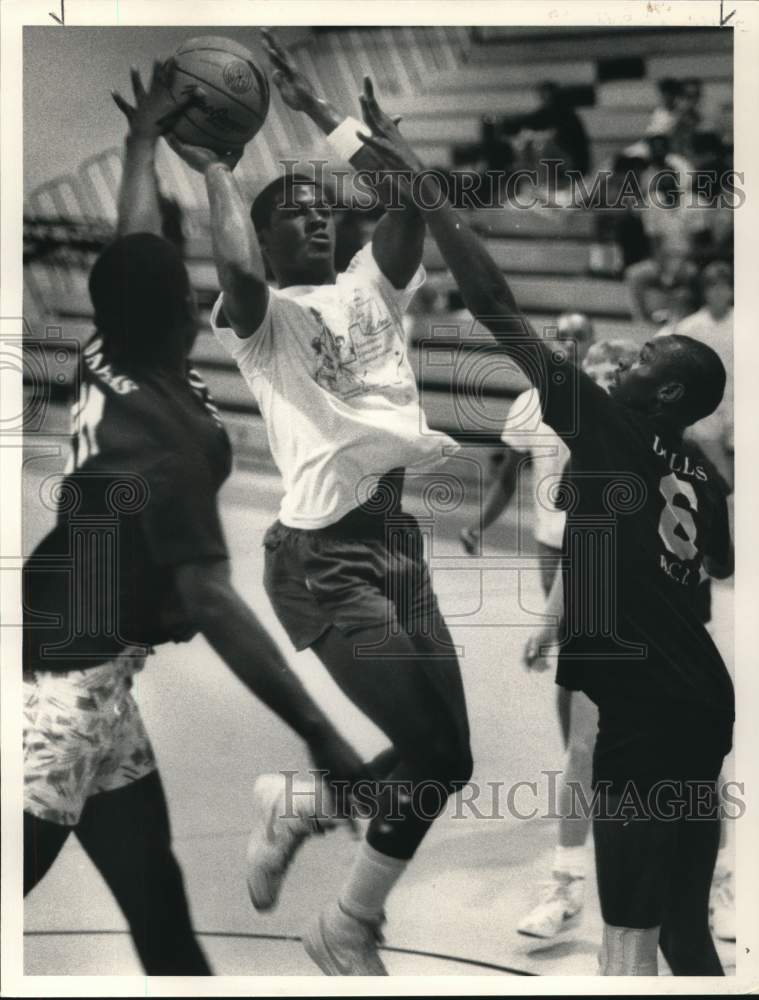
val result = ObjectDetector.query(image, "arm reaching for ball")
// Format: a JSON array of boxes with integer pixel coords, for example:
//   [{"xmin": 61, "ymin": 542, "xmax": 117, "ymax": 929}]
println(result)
[
  {"xmin": 261, "ymin": 29, "xmax": 425, "ymax": 290},
  {"xmin": 356, "ymin": 79, "xmax": 554, "ymax": 372},
  {"xmin": 112, "ymin": 60, "xmax": 198, "ymax": 238},
  {"xmin": 165, "ymin": 135, "xmax": 270, "ymax": 340}
]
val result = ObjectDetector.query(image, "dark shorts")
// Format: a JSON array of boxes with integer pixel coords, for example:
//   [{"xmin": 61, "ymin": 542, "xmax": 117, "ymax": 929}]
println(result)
[
  {"xmin": 590, "ymin": 695, "xmax": 731, "ymax": 795},
  {"xmin": 593, "ymin": 784, "xmax": 721, "ymax": 929},
  {"xmin": 263, "ymin": 495, "xmax": 440, "ymax": 652}
]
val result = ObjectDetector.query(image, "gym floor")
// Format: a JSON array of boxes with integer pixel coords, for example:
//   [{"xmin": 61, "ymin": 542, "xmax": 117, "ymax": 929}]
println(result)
[{"xmin": 22, "ymin": 453, "xmax": 736, "ymax": 978}]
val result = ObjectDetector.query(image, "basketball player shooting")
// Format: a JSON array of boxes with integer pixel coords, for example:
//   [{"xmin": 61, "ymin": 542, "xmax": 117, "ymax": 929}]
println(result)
[
  {"xmin": 23, "ymin": 61, "xmax": 364, "ymax": 976},
  {"xmin": 165, "ymin": 30, "xmax": 472, "ymax": 976},
  {"xmin": 356, "ymin": 83, "xmax": 734, "ymax": 977}
]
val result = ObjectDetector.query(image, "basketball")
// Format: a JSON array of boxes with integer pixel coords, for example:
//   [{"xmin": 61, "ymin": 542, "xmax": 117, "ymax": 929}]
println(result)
[{"xmin": 167, "ymin": 36, "xmax": 269, "ymax": 153}]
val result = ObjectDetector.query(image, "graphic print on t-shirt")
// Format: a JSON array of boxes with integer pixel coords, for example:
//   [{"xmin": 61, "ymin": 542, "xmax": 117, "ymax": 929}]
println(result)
[{"xmin": 309, "ymin": 289, "xmax": 409, "ymax": 401}]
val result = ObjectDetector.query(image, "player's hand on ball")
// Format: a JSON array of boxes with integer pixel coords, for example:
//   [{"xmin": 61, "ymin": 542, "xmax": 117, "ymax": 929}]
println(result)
[
  {"xmin": 112, "ymin": 59, "xmax": 199, "ymax": 140},
  {"xmin": 357, "ymin": 76, "xmax": 424, "ymax": 174},
  {"xmin": 523, "ymin": 625, "xmax": 559, "ymax": 672},
  {"xmin": 165, "ymin": 133, "xmax": 242, "ymax": 173},
  {"xmin": 261, "ymin": 28, "xmax": 317, "ymax": 112}
]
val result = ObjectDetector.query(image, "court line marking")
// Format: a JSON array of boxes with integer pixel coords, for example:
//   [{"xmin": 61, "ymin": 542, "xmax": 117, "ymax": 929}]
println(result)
[{"xmin": 24, "ymin": 929, "xmax": 537, "ymax": 976}]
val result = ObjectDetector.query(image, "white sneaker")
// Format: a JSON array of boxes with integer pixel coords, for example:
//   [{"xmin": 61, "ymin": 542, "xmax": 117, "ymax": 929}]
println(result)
[
  {"xmin": 517, "ymin": 872, "xmax": 585, "ymax": 939},
  {"xmin": 303, "ymin": 901, "xmax": 388, "ymax": 975},
  {"xmin": 246, "ymin": 773, "xmax": 337, "ymax": 912},
  {"xmin": 710, "ymin": 870, "xmax": 736, "ymax": 942}
]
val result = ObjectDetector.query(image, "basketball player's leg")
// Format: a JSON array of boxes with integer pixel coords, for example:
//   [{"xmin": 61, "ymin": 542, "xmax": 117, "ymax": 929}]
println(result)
[
  {"xmin": 658, "ymin": 791, "xmax": 723, "ymax": 975},
  {"xmin": 75, "ymin": 771, "xmax": 211, "ymax": 975},
  {"xmin": 559, "ymin": 691, "xmax": 597, "ymax": 850},
  {"xmin": 518, "ymin": 690, "xmax": 597, "ymax": 939},
  {"xmin": 593, "ymin": 792, "xmax": 676, "ymax": 975},
  {"xmin": 23, "ymin": 672, "xmax": 87, "ymax": 894},
  {"xmin": 536, "ymin": 550, "xmax": 570, "ymax": 747},
  {"xmin": 303, "ymin": 622, "xmax": 471, "ymax": 974},
  {"xmin": 23, "ymin": 813, "xmax": 71, "ymax": 894},
  {"xmin": 311, "ymin": 622, "xmax": 472, "ymax": 861}
]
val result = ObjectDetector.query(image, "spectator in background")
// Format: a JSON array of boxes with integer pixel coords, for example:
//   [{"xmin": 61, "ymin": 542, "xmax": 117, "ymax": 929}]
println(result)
[
  {"xmin": 641, "ymin": 131, "xmax": 693, "ymax": 195},
  {"xmin": 501, "ymin": 81, "xmax": 590, "ymax": 182},
  {"xmin": 454, "ymin": 80, "xmax": 590, "ymax": 189},
  {"xmin": 669, "ymin": 77, "xmax": 703, "ymax": 159},
  {"xmin": 645, "ymin": 77, "xmax": 683, "ymax": 139},
  {"xmin": 625, "ymin": 171, "xmax": 706, "ymax": 323},
  {"xmin": 597, "ymin": 154, "xmax": 651, "ymax": 274},
  {"xmin": 657, "ymin": 261, "xmax": 733, "ymax": 489}
]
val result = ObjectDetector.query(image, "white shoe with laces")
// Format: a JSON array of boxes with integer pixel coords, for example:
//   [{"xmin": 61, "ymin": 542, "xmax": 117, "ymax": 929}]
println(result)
[
  {"xmin": 517, "ymin": 872, "xmax": 585, "ymax": 939},
  {"xmin": 246, "ymin": 773, "xmax": 338, "ymax": 912},
  {"xmin": 302, "ymin": 901, "xmax": 388, "ymax": 975},
  {"xmin": 710, "ymin": 869, "xmax": 736, "ymax": 942}
]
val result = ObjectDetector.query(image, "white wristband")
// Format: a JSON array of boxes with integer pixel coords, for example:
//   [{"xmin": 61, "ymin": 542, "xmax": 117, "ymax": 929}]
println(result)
[{"xmin": 326, "ymin": 116, "xmax": 365, "ymax": 162}]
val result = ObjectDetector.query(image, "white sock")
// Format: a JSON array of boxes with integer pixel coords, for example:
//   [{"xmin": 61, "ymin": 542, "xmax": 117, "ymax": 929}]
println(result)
[
  {"xmin": 338, "ymin": 842, "xmax": 408, "ymax": 923},
  {"xmin": 553, "ymin": 844, "xmax": 586, "ymax": 879}
]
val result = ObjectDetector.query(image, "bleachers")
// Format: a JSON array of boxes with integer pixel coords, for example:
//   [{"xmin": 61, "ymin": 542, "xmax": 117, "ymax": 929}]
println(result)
[{"xmin": 23, "ymin": 25, "xmax": 733, "ymax": 457}]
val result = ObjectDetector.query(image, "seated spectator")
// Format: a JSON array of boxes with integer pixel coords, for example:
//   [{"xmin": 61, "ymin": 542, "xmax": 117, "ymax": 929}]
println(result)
[
  {"xmin": 503, "ymin": 81, "xmax": 590, "ymax": 180},
  {"xmin": 625, "ymin": 171, "xmax": 706, "ymax": 322},
  {"xmin": 655, "ymin": 261, "xmax": 734, "ymax": 488},
  {"xmin": 453, "ymin": 80, "xmax": 590, "ymax": 189},
  {"xmin": 655, "ymin": 280, "xmax": 700, "ymax": 337},
  {"xmin": 645, "ymin": 77, "xmax": 683, "ymax": 138},
  {"xmin": 641, "ymin": 131, "xmax": 693, "ymax": 196},
  {"xmin": 669, "ymin": 76, "xmax": 703, "ymax": 158},
  {"xmin": 596, "ymin": 154, "xmax": 651, "ymax": 274}
]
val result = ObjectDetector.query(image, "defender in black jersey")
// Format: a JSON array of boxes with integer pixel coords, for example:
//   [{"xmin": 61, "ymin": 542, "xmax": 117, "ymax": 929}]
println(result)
[
  {"xmin": 355, "ymin": 95, "xmax": 734, "ymax": 977},
  {"xmin": 23, "ymin": 64, "xmax": 362, "ymax": 976}
]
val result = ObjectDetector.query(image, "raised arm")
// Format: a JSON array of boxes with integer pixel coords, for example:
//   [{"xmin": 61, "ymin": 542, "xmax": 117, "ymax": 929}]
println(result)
[
  {"xmin": 356, "ymin": 90, "xmax": 543, "ymax": 351},
  {"xmin": 166, "ymin": 139, "xmax": 269, "ymax": 338},
  {"xmin": 112, "ymin": 60, "xmax": 198, "ymax": 237},
  {"xmin": 262, "ymin": 31, "xmax": 424, "ymax": 288},
  {"xmin": 353, "ymin": 85, "xmax": 620, "ymax": 447}
]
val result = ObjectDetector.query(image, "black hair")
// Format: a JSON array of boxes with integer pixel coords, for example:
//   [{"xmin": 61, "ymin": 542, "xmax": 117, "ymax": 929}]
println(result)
[
  {"xmin": 88, "ymin": 233, "xmax": 194, "ymax": 369},
  {"xmin": 668, "ymin": 334, "xmax": 727, "ymax": 425},
  {"xmin": 250, "ymin": 173, "xmax": 332, "ymax": 237},
  {"xmin": 657, "ymin": 77, "xmax": 682, "ymax": 96}
]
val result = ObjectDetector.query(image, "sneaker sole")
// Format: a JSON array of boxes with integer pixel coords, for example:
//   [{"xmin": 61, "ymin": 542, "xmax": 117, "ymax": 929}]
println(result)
[
  {"xmin": 302, "ymin": 914, "xmax": 346, "ymax": 976},
  {"xmin": 517, "ymin": 910, "xmax": 582, "ymax": 940},
  {"xmin": 246, "ymin": 778, "xmax": 290, "ymax": 912}
]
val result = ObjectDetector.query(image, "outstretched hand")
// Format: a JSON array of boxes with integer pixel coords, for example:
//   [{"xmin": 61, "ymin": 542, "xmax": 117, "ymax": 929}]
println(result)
[
  {"xmin": 261, "ymin": 28, "xmax": 318, "ymax": 112},
  {"xmin": 356, "ymin": 76, "xmax": 424, "ymax": 175},
  {"xmin": 112, "ymin": 59, "xmax": 198, "ymax": 141},
  {"xmin": 523, "ymin": 625, "xmax": 560, "ymax": 673}
]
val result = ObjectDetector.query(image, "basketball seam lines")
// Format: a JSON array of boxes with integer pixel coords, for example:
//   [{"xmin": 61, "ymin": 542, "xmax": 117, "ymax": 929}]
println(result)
[
  {"xmin": 169, "ymin": 100, "xmax": 246, "ymax": 145},
  {"xmin": 173, "ymin": 65, "xmax": 267, "ymax": 120}
]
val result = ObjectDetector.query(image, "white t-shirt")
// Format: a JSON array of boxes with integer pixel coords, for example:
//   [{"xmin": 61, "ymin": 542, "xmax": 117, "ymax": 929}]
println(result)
[
  {"xmin": 500, "ymin": 387, "xmax": 570, "ymax": 550},
  {"xmin": 212, "ymin": 244, "xmax": 458, "ymax": 529}
]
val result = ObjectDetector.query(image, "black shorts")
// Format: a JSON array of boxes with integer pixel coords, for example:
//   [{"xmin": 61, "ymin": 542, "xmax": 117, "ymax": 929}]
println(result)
[
  {"xmin": 263, "ymin": 484, "xmax": 440, "ymax": 652},
  {"xmin": 590, "ymin": 695, "xmax": 731, "ymax": 795},
  {"xmin": 593, "ymin": 783, "xmax": 722, "ymax": 929}
]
